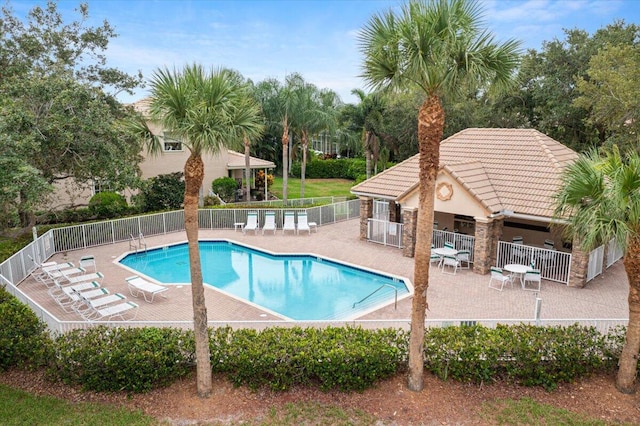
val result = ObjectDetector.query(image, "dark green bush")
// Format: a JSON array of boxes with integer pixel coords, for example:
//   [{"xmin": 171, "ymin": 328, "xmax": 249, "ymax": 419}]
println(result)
[
  {"xmin": 211, "ymin": 177, "xmax": 238, "ymax": 203},
  {"xmin": 139, "ymin": 172, "xmax": 185, "ymax": 212},
  {"xmin": 50, "ymin": 326, "xmax": 193, "ymax": 392},
  {"xmin": 0, "ymin": 287, "xmax": 51, "ymax": 370},
  {"xmin": 88, "ymin": 192, "xmax": 128, "ymax": 219}
]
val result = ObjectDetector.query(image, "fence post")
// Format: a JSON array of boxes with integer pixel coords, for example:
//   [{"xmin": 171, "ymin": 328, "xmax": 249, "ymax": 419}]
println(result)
[{"xmin": 534, "ymin": 297, "xmax": 542, "ymax": 325}]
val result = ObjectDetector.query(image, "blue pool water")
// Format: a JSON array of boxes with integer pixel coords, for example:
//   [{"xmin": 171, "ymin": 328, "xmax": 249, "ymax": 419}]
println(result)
[{"xmin": 118, "ymin": 241, "xmax": 410, "ymax": 320}]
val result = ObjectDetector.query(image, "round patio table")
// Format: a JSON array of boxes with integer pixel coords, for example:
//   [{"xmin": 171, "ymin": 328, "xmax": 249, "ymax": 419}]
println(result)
[{"xmin": 504, "ymin": 263, "xmax": 530, "ymax": 288}]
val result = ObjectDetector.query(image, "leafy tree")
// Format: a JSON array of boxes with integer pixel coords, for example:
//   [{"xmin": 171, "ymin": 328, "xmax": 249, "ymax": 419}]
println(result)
[
  {"xmin": 554, "ymin": 147, "xmax": 640, "ymax": 394},
  {"xmin": 140, "ymin": 172, "xmax": 185, "ymax": 212},
  {"xmin": 129, "ymin": 64, "xmax": 263, "ymax": 397},
  {"xmin": 0, "ymin": 1, "xmax": 143, "ymax": 230},
  {"xmin": 574, "ymin": 44, "xmax": 640, "ymax": 152},
  {"xmin": 88, "ymin": 192, "xmax": 128, "ymax": 219},
  {"xmin": 359, "ymin": 0, "xmax": 520, "ymax": 391}
]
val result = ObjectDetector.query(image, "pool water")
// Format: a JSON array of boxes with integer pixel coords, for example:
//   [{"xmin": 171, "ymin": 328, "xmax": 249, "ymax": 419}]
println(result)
[{"xmin": 118, "ymin": 241, "xmax": 410, "ymax": 320}]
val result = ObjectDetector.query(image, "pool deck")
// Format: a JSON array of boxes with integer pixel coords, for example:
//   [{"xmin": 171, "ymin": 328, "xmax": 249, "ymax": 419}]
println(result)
[{"xmin": 18, "ymin": 219, "xmax": 629, "ymax": 325}]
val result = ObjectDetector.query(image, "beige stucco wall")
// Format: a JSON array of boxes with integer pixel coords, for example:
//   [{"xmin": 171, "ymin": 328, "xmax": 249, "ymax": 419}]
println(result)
[{"xmin": 400, "ymin": 172, "xmax": 488, "ymax": 218}]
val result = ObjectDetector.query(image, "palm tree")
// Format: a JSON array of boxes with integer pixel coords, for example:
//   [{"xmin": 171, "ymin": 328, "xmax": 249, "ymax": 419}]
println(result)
[
  {"xmin": 554, "ymin": 147, "xmax": 640, "ymax": 394},
  {"xmin": 129, "ymin": 64, "xmax": 263, "ymax": 397},
  {"xmin": 351, "ymin": 88, "xmax": 385, "ymax": 179},
  {"xmin": 359, "ymin": 0, "xmax": 521, "ymax": 391}
]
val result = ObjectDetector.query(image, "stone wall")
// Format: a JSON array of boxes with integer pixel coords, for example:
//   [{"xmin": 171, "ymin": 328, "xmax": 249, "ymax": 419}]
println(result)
[
  {"xmin": 359, "ymin": 197, "xmax": 373, "ymax": 240},
  {"xmin": 472, "ymin": 218, "xmax": 503, "ymax": 274},
  {"xmin": 402, "ymin": 208, "xmax": 418, "ymax": 257}
]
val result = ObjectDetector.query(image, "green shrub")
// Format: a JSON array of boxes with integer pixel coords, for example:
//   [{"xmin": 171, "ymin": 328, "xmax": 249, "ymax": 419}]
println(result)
[
  {"xmin": 211, "ymin": 177, "xmax": 238, "ymax": 203},
  {"xmin": 88, "ymin": 192, "xmax": 128, "ymax": 219},
  {"xmin": 50, "ymin": 326, "xmax": 194, "ymax": 392},
  {"xmin": 0, "ymin": 287, "xmax": 51, "ymax": 370},
  {"xmin": 139, "ymin": 172, "xmax": 184, "ymax": 212}
]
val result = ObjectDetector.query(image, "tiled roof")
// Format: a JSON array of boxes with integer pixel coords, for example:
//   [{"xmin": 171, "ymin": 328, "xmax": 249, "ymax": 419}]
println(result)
[
  {"xmin": 351, "ymin": 128, "xmax": 578, "ymax": 218},
  {"xmin": 227, "ymin": 150, "xmax": 276, "ymax": 169}
]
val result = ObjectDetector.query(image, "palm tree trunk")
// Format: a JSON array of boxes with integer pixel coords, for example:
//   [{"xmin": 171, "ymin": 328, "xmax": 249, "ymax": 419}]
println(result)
[
  {"xmin": 616, "ymin": 234, "xmax": 640, "ymax": 393},
  {"xmin": 301, "ymin": 130, "xmax": 308, "ymax": 199},
  {"xmin": 365, "ymin": 130, "xmax": 372, "ymax": 179},
  {"xmin": 282, "ymin": 118, "xmax": 289, "ymax": 205},
  {"xmin": 184, "ymin": 153, "xmax": 212, "ymax": 398},
  {"xmin": 407, "ymin": 95, "xmax": 444, "ymax": 392},
  {"xmin": 244, "ymin": 136, "xmax": 251, "ymax": 202}
]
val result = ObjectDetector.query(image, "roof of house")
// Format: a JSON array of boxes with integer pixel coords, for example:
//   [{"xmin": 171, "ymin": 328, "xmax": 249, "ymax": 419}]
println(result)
[
  {"xmin": 351, "ymin": 128, "xmax": 579, "ymax": 218},
  {"xmin": 227, "ymin": 150, "xmax": 276, "ymax": 170}
]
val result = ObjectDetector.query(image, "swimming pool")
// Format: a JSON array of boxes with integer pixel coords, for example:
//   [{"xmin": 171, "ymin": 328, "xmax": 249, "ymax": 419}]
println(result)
[{"xmin": 118, "ymin": 240, "xmax": 411, "ymax": 320}]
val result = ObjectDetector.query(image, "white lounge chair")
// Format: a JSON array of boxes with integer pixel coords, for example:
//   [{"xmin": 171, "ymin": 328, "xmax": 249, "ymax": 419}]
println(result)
[
  {"xmin": 125, "ymin": 275, "xmax": 169, "ymax": 303},
  {"xmin": 88, "ymin": 301, "xmax": 138, "ymax": 321},
  {"xmin": 262, "ymin": 211, "xmax": 277, "ymax": 235},
  {"xmin": 80, "ymin": 293, "xmax": 128, "ymax": 320},
  {"xmin": 282, "ymin": 211, "xmax": 296, "ymax": 235},
  {"xmin": 243, "ymin": 211, "xmax": 259, "ymax": 234},
  {"xmin": 66, "ymin": 271, "xmax": 104, "ymax": 285},
  {"xmin": 296, "ymin": 212, "xmax": 311, "ymax": 235}
]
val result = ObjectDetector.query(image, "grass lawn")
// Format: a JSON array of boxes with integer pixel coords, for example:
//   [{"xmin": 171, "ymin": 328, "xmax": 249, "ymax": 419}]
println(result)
[{"xmin": 269, "ymin": 177, "xmax": 355, "ymax": 199}]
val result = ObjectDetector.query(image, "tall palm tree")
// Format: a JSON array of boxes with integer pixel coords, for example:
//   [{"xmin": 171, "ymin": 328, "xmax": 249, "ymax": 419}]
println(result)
[
  {"xmin": 130, "ymin": 64, "xmax": 263, "ymax": 397},
  {"xmin": 554, "ymin": 147, "xmax": 640, "ymax": 394},
  {"xmin": 359, "ymin": 0, "xmax": 521, "ymax": 391}
]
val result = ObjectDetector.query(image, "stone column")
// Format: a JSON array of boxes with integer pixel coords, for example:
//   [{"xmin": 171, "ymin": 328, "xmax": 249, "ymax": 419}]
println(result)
[
  {"xmin": 402, "ymin": 208, "xmax": 418, "ymax": 257},
  {"xmin": 568, "ymin": 236, "xmax": 588, "ymax": 288},
  {"xmin": 359, "ymin": 197, "xmax": 373, "ymax": 240},
  {"xmin": 388, "ymin": 201, "xmax": 399, "ymax": 223},
  {"xmin": 472, "ymin": 217, "xmax": 503, "ymax": 274}
]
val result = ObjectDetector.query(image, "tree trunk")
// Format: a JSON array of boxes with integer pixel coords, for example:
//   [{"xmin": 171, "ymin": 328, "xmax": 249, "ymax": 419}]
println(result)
[
  {"xmin": 616, "ymin": 234, "xmax": 640, "ymax": 393},
  {"xmin": 244, "ymin": 136, "xmax": 251, "ymax": 202},
  {"xmin": 407, "ymin": 95, "xmax": 444, "ymax": 392},
  {"xmin": 365, "ymin": 130, "xmax": 372, "ymax": 179},
  {"xmin": 301, "ymin": 130, "xmax": 308, "ymax": 199},
  {"xmin": 282, "ymin": 117, "xmax": 289, "ymax": 205},
  {"xmin": 184, "ymin": 153, "xmax": 212, "ymax": 398}
]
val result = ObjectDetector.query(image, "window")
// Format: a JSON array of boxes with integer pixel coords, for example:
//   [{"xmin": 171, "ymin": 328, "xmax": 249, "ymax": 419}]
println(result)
[
  {"xmin": 92, "ymin": 179, "xmax": 111, "ymax": 196},
  {"xmin": 163, "ymin": 132, "xmax": 183, "ymax": 151}
]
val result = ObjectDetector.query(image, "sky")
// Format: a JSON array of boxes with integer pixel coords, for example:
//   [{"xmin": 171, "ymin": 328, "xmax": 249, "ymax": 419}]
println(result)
[{"xmin": 9, "ymin": 0, "xmax": 640, "ymax": 104}]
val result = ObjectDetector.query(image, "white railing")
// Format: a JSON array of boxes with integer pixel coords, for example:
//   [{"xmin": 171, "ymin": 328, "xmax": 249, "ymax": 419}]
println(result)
[
  {"xmin": 606, "ymin": 239, "xmax": 624, "ymax": 268},
  {"xmin": 496, "ymin": 241, "xmax": 572, "ymax": 284},
  {"xmin": 587, "ymin": 245, "xmax": 605, "ymax": 282},
  {"xmin": 433, "ymin": 230, "xmax": 476, "ymax": 262},
  {"xmin": 367, "ymin": 219, "xmax": 403, "ymax": 248}
]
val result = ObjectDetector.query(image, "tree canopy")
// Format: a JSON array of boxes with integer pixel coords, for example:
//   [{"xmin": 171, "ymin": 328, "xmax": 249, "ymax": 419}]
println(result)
[{"xmin": 0, "ymin": 1, "xmax": 143, "ymax": 229}]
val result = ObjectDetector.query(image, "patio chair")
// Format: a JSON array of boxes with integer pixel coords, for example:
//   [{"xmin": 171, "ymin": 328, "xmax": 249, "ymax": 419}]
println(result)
[
  {"xmin": 512, "ymin": 236, "xmax": 524, "ymax": 244},
  {"xmin": 544, "ymin": 239, "xmax": 555, "ymax": 250},
  {"xmin": 60, "ymin": 286, "xmax": 109, "ymax": 313},
  {"xmin": 444, "ymin": 241, "xmax": 455, "ymax": 249},
  {"xmin": 79, "ymin": 255, "xmax": 96, "ymax": 272},
  {"xmin": 282, "ymin": 211, "xmax": 296, "ymax": 235},
  {"xmin": 488, "ymin": 267, "xmax": 513, "ymax": 291},
  {"xmin": 79, "ymin": 293, "xmax": 128, "ymax": 320},
  {"xmin": 296, "ymin": 212, "xmax": 311, "ymax": 235},
  {"xmin": 47, "ymin": 266, "xmax": 85, "ymax": 281},
  {"xmin": 242, "ymin": 211, "xmax": 259, "ymax": 234},
  {"xmin": 66, "ymin": 271, "xmax": 104, "ymax": 285},
  {"xmin": 430, "ymin": 252, "xmax": 442, "ymax": 268},
  {"xmin": 456, "ymin": 250, "xmax": 471, "ymax": 269},
  {"xmin": 262, "ymin": 211, "xmax": 277, "ymax": 235},
  {"xmin": 522, "ymin": 269, "xmax": 542, "ymax": 292},
  {"xmin": 441, "ymin": 255, "xmax": 460, "ymax": 275},
  {"xmin": 125, "ymin": 275, "xmax": 169, "ymax": 303}
]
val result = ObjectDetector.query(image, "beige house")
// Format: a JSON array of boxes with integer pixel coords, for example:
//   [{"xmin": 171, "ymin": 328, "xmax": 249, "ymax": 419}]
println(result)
[
  {"xmin": 351, "ymin": 128, "xmax": 603, "ymax": 288},
  {"xmin": 132, "ymin": 98, "xmax": 276, "ymax": 202}
]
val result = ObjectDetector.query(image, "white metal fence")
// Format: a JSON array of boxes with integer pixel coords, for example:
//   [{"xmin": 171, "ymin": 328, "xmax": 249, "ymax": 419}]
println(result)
[
  {"xmin": 229, "ymin": 196, "xmax": 348, "ymax": 208},
  {"xmin": 586, "ymin": 238, "xmax": 625, "ymax": 283},
  {"xmin": 433, "ymin": 230, "xmax": 476, "ymax": 262},
  {"xmin": 367, "ymin": 219, "xmax": 404, "ymax": 248},
  {"xmin": 496, "ymin": 241, "xmax": 572, "ymax": 284}
]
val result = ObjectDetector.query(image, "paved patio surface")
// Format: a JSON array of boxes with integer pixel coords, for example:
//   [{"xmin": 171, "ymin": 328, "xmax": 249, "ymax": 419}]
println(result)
[{"xmin": 18, "ymin": 219, "xmax": 629, "ymax": 326}]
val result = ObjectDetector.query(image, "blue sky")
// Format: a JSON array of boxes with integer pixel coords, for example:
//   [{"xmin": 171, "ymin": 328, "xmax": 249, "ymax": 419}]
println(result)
[{"xmin": 11, "ymin": 0, "xmax": 640, "ymax": 104}]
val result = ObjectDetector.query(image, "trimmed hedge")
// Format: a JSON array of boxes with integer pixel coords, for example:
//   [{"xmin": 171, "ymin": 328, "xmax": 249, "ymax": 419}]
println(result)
[
  {"xmin": 0, "ymin": 290, "xmax": 634, "ymax": 394},
  {"xmin": 290, "ymin": 158, "xmax": 366, "ymax": 180}
]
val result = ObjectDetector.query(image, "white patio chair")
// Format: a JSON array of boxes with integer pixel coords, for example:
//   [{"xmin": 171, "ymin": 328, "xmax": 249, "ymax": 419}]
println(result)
[
  {"xmin": 282, "ymin": 211, "xmax": 296, "ymax": 235},
  {"xmin": 456, "ymin": 250, "xmax": 471, "ymax": 269},
  {"xmin": 444, "ymin": 241, "xmax": 455, "ymax": 250},
  {"xmin": 441, "ymin": 255, "xmax": 460, "ymax": 275},
  {"xmin": 87, "ymin": 301, "xmax": 139, "ymax": 322},
  {"xmin": 544, "ymin": 239, "xmax": 555, "ymax": 250},
  {"xmin": 522, "ymin": 269, "xmax": 542, "ymax": 291},
  {"xmin": 262, "ymin": 211, "xmax": 277, "ymax": 235},
  {"xmin": 242, "ymin": 211, "xmax": 259, "ymax": 234},
  {"xmin": 79, "ymin": 255, "xmax": 96, "ymax": 272},
  {"xmin": 296, "ymin": 212, "xmax": 311, "ymax": 235},
  {"xmin": 488, "ymin": 267, "xmax": 513, "ymax": 291}
]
